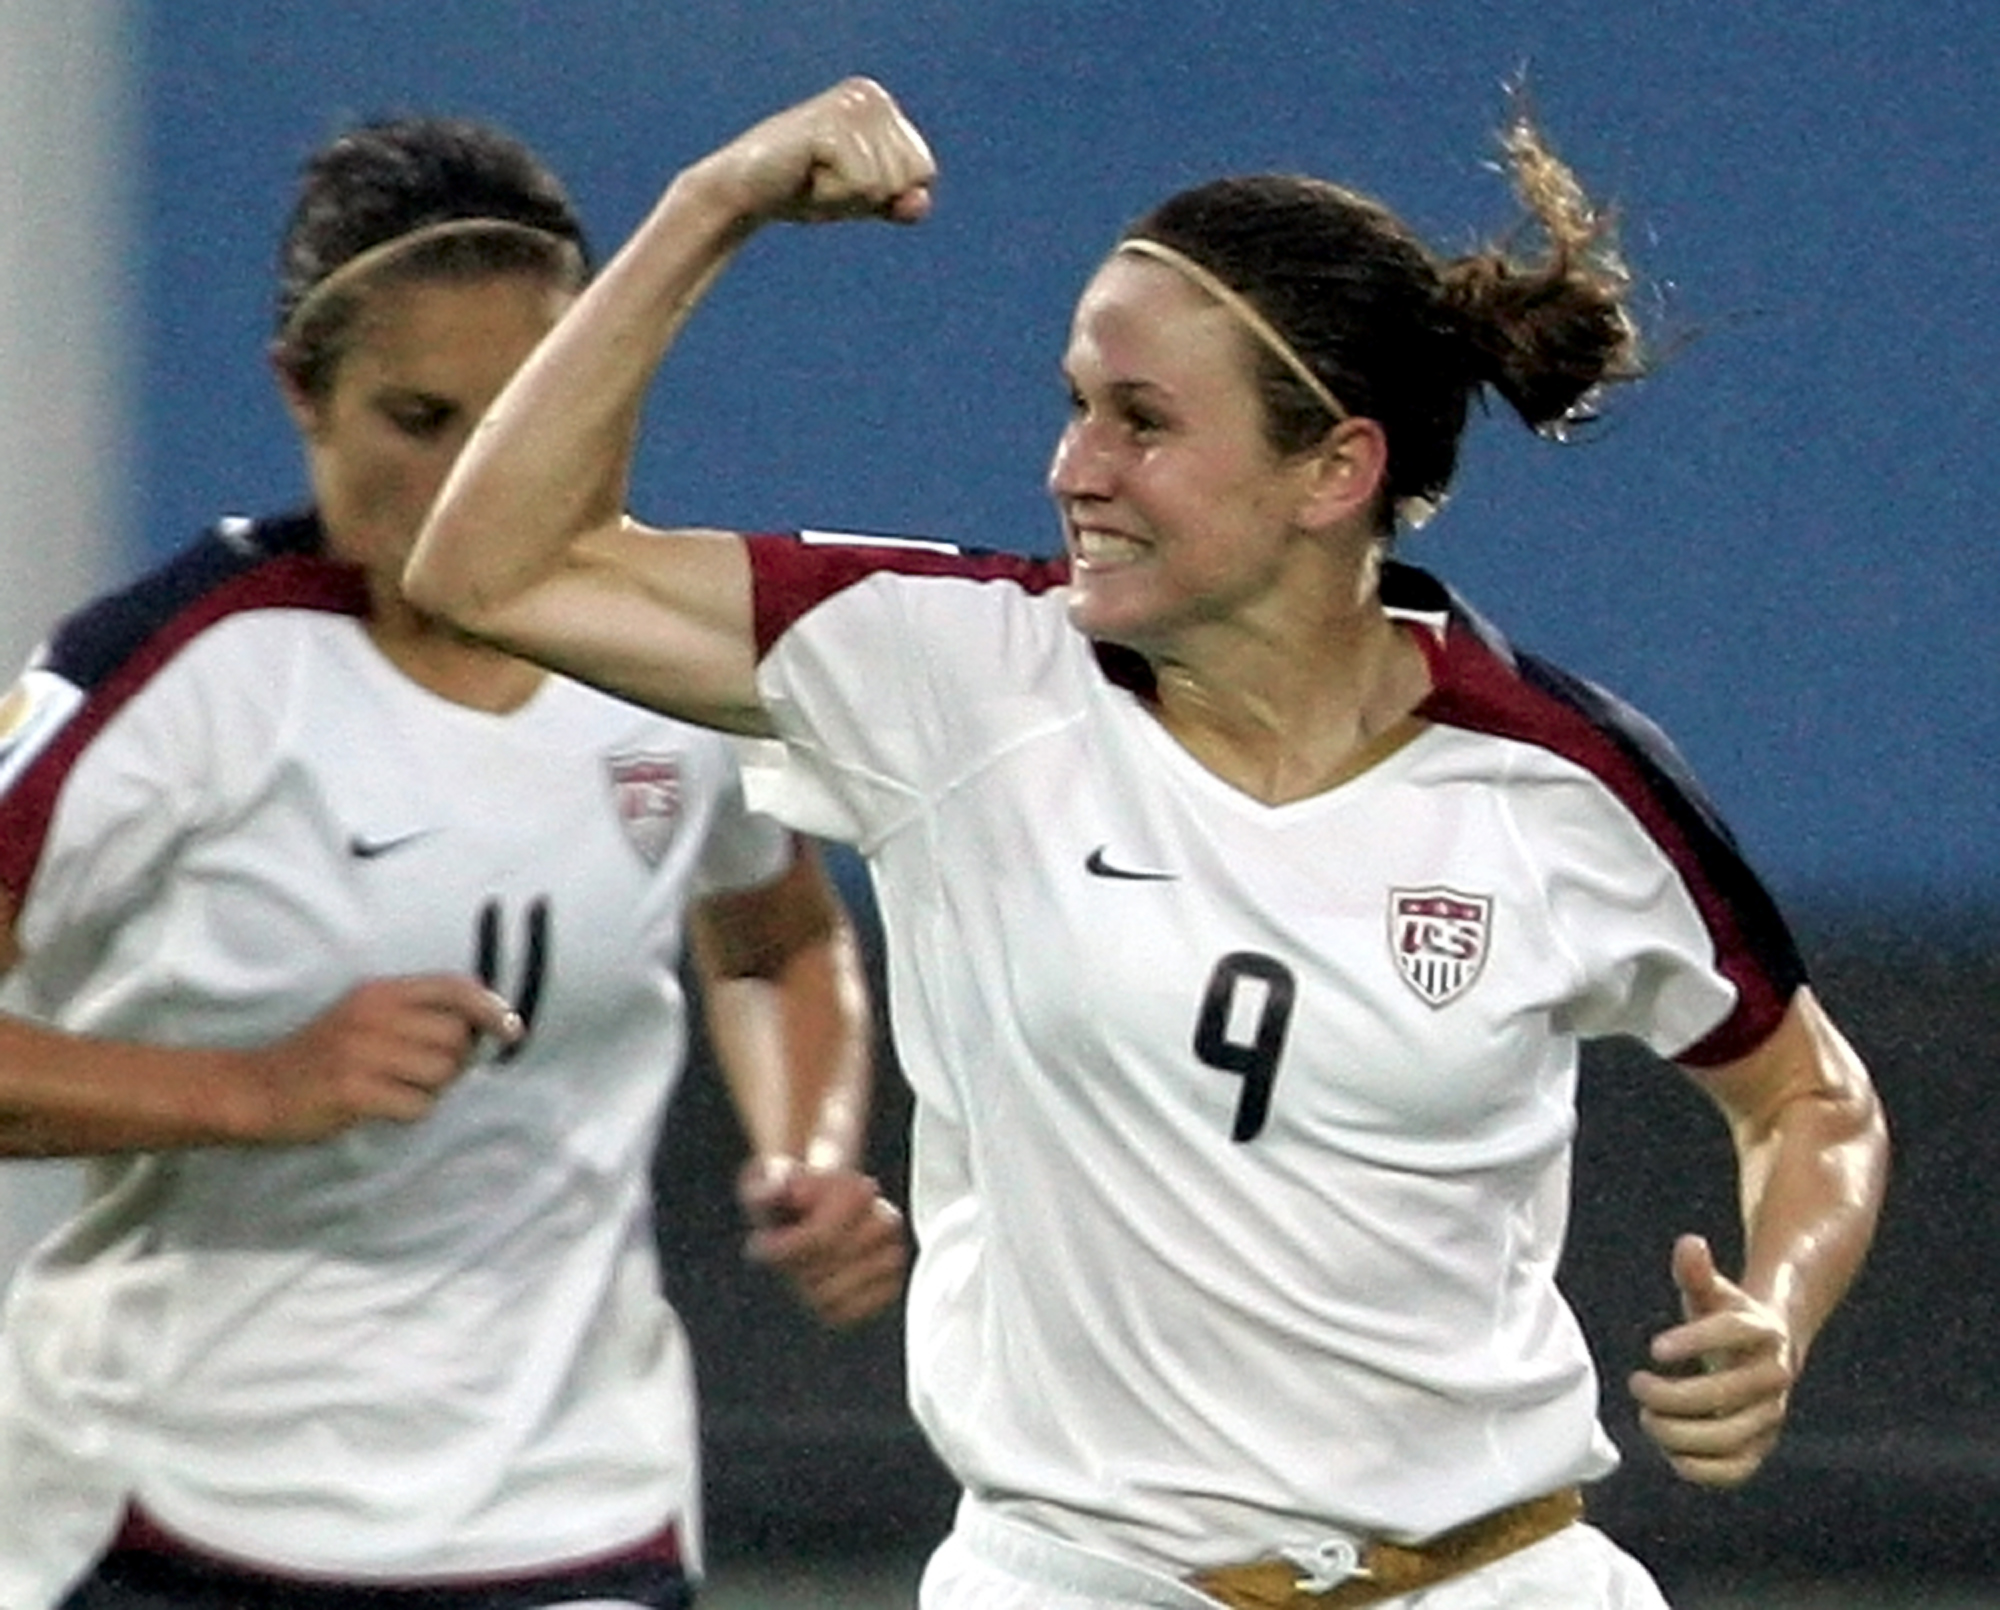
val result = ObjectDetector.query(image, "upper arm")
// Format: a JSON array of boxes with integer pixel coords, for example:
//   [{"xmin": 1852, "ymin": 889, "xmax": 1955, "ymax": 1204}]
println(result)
[
  {"xmin": 1683, "ymin": 987, "xmax": 1880, "ymax": 1150},
  {"xmin": 689, "ymin": 840, "xmax": 848, "ymax": 984},
  {"xmin": 429, "ymin": 519, "xmax": 773, "ymax": 736}
]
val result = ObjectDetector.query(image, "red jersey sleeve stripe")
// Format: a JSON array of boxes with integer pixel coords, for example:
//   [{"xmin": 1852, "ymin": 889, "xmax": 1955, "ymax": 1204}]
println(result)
[
  {"xmin": 744, "ymin": 532, "xmax": 1067, "ymax": 658},
  {"xmin": 1396, "ymin": 567, "xmax": 1804, "ymax": 1066},
  {"xmin": 0, "ymin": 518, "xmax": 367, "ymax": 900}
]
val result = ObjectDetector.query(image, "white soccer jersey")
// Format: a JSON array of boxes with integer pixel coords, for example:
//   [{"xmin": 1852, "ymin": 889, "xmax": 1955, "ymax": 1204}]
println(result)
[
  {"xmin": 740, "ymin": 535, "xmax": 1802, "ymax": 1576},
  {"xmin": 0, "ymin": 513, "xmax": 789, "ymax": 1587}
]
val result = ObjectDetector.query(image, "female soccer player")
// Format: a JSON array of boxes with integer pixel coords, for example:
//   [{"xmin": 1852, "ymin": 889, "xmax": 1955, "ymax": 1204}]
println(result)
[
  {"xmin": 407, "ymin": 79, "xmax": 1888, "ymax": 1610},
  {"xmin": 0, "ymin": 111, "xmax": 905, "ymax": 1609}
]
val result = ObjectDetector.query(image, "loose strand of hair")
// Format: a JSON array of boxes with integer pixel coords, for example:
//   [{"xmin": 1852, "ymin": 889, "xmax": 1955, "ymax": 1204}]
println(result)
[{"xmin": 1440, "ymin": 86, "xmax": 1646, "ymax": 436}]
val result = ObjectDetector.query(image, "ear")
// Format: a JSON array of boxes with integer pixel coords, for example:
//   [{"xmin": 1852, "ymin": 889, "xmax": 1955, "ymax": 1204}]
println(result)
[
  {"xmin": 1293, "ymin": 417, "xmax": 1391, "ymax": 532},
  {"xmin": 268, "ymin": 343, "xmax": 325, "ymax": 437}
]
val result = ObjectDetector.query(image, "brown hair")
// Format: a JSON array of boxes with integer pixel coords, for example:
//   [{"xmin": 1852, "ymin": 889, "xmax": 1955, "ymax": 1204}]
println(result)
[
  {"xmin": 271, "ymin": 116, "xmax": 592, "ymax": 398},
  {"xmin": 1121, "ymin": 98, "xmax": 1642, "ymax": 529}
]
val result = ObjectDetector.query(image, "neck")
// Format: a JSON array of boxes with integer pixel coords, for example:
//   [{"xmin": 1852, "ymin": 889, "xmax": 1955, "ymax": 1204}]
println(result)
[{"xmin": 1148, "ymin": 555, "xmax": 1429, "ymax": 805}]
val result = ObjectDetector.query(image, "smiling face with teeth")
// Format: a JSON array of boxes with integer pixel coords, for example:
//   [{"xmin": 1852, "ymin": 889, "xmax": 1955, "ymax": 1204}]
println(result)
[{"xmin": 1048, "ymin": 253, "xmax": 1370, "ymax": 663}]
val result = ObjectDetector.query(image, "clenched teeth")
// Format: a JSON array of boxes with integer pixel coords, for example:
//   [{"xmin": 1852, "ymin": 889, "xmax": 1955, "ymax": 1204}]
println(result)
[{"xmin": 1073, "ymin": 530, "xmax": 1144, "ymax": 566}]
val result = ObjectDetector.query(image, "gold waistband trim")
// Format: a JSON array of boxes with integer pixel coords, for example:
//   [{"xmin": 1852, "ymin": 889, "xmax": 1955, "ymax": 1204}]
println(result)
[{"xmin": 1187, "ymin": 1486, "xmax": 1585, "ymax": 1609}]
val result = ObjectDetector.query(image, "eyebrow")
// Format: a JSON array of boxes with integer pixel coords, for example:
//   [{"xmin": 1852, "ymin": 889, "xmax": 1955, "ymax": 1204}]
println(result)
[{"xmin": 1060, "ymin": 365, "xmax": 1174, "ymax": 407}]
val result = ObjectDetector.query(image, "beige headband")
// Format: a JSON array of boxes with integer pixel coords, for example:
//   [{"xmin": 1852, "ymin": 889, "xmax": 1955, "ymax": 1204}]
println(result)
[
  {"xmin": 278, "ymin": 217, "xmax": 582, "ymax": 344},
  {"xmin": 1116, "ymin": 236, "xmax": 1350, "ymax": 423},
  {"xmin": 1114, "ymin": 236, "xmax": 1443, "ymax": 529}
]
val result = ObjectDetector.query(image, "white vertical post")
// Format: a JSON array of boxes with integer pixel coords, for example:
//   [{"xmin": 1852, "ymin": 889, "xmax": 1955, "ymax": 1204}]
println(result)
[{"xmin": 0, "ymin": 0, "xmax": 132, "ymax": 1283}]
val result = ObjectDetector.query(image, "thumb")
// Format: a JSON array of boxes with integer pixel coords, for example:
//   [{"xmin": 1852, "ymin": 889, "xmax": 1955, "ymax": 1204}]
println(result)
[{"xmin": 1671, "ymin": 1232, "xmax": 1723, "ymax": 1320}]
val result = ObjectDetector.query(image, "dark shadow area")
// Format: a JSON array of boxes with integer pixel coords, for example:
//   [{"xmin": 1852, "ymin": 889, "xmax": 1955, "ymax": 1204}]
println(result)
[{"xmin": 655, "ymin": 886, "xmax": 2000, "ymax": 1586}]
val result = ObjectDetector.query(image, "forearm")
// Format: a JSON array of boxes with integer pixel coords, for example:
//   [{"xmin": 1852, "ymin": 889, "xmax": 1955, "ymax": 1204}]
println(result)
[
  {"xmin": 692, "ymin": 847, "xmax": 874, "ymax": 1168},
  {"xmin": 407, "ymin": 164, "xmax": 759, "ymax": 626},
  {"xmin": 700, "ymin": 922, "xmax": 871, "ymax": 1169},
  {"xmin": 699, "ymin": 861, "xmax": 906, "ymax": 1329},
  {"xmin": 0, "ymin": 1016, "xmax": 257, "ymax": 1156},
  {"xmin": 404, "ymin": 162, "xmax": 773, "ymax": 728},
  {"xmin": 1725, "ymin": 996, "xmax": 1889, "ymax": 1365},
  {"xmin": 406, "ymin": 80, "xmax": 933, "ymax": 728}
]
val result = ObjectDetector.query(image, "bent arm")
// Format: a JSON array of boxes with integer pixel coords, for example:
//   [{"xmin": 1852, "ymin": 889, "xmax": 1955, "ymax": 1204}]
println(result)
[
  {"xmin": 0, "ymin": 903, "xmax": 247, "ymax": 1152},
  {"xmin": 0, "ymin": 1011, "xmax": 271, "ymax": 1155},
  {"xmin": 1693, "ymin": 984, "xmax": 1888, "ymax": 1367},
  {"xmin": 690, "ymin": 840, "xmax": 907, "ymax": 1326},
  {"xmin": 405, "ymin": 78, "xmax": 936, "ymax": 734},
  {"xmin": 406, "ymin": 152, "xmax": 769, "ymax": 734},
  {"xmin": 1630, "ymin": 985, "xmax": 1889, "ymax": 1485},
  {"xmin": 0, "ymin": 896, "xmax": 519, "ymax": 1155},
  {"xmin": 689, "ymin": 842, "xmax": 872, "ymax": 1170}
]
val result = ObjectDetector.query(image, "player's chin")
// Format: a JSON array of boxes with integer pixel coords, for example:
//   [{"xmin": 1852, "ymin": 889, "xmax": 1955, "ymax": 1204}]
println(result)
[{"xmin": 1064, "ymin": 581, "xmax": 1156, "ymax": 651}]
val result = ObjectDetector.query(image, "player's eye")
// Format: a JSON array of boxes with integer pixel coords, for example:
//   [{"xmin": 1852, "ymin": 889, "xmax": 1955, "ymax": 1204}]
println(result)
[{"xmin": 383, "ymin": 398, "xmax": 456, "ymax": 440}]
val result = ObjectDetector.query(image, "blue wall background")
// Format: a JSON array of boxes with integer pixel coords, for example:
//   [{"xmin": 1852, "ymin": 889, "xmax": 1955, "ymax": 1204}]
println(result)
[{"xmin": 140, "ymin": 0, "xmax": 2000, "ymax": 917}]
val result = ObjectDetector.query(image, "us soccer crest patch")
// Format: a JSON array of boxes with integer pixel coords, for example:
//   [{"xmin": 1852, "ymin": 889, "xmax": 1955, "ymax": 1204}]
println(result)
[
  {"xmin": 606, "ymin": 749, "xmax": 683, "ymax": 867},
  {"xmin": 1388, "ymin": 886, "xmax": 1492, "ymax": 1007}
]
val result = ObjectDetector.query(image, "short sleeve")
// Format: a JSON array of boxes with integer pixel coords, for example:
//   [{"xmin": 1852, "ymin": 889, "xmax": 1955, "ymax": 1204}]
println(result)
[
  {"xmin": 742, "ymin": 534, "xmax": 1071, "ymax": 850},
  {"xmin": 693, "ymin": 739, "xmax": 795, "ymax": 897},
  {"xmin": 0, "ymin": 646, "xmax": 230, "ymax": 969},
  {"xmin": 1536, "ymin": 784, "xmax": 1759, "ymax": 1062}
]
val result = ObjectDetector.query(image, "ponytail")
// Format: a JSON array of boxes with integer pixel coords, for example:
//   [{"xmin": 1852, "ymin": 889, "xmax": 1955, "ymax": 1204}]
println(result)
[{"xmin": 1440, "ymin": 102, "xmax": 1644, "ymax": 437}]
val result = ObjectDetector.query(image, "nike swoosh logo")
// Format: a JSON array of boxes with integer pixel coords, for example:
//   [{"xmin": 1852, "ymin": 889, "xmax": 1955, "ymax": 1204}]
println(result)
[
  {"xmin": 1085, "ymin": 846, "xmax": 1178, "ymax": 882},
  {"xmin": 347, "ymin": 828, "xmax": 439, "ymax": 860}
]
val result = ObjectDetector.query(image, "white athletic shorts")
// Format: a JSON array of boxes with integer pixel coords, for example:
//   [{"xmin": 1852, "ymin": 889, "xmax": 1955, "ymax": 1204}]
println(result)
[{"xmin": 918, "ymin": 1502, "xmax": 1674, "ymax": 1610}]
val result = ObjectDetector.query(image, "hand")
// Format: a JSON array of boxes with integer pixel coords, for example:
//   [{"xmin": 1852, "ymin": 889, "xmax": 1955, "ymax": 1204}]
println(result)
[
  {"xmin": 1628, "ymin": 1233, "xmax": 1797, "ymax": 1487},
  {"xmin": 232, "ymin": 976, "xmax": 521, "ymax": 1143},
  {"xmin": 738, "ymin": 1153, "xmax": 909, "ymax": 1327},
  {"xmin": 691, "ymin": 77, "xmax": 936, "ymax": 228}
]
